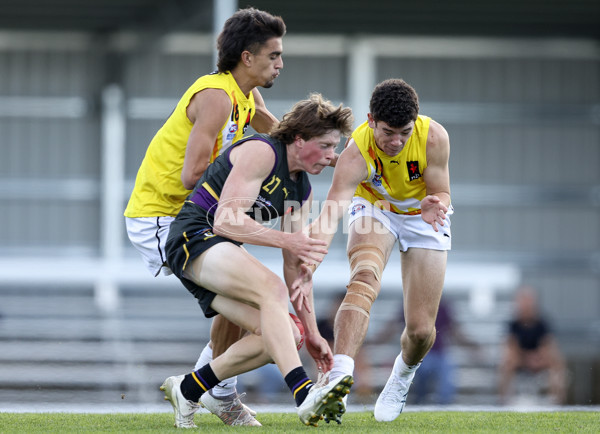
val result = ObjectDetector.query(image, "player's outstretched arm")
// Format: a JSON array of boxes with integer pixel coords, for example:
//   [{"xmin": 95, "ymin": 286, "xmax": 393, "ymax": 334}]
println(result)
[
  {"xmin": 282, "ymin": 192, "xmax": 319, "ymax": 313},
  {"xmin": 289, "ymin": 141, "xmax": 367, "ymax": 293},
  {"xmin": 282, "ymin": 197, "xmax": 334, "ymax": 371},
  {"xmin": 307, "ymin": 141, "xmax": 368, "ymax": 265}
]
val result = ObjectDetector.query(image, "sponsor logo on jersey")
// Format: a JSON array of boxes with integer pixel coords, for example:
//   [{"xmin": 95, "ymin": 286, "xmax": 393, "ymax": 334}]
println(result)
[
  {"xmin": 407, "ymin": 161, "xmax": 421, "ymax": 181},
  {"xmin": 256, "ymin": 195, "xmax": 272, "ymax": 208},
  {"xmin": 243, "ymin": 111, "xmax": 252, "ymax": 133}
]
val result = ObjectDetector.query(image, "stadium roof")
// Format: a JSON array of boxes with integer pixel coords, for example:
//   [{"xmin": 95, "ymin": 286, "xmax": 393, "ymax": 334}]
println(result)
[{"xmin": 1, "ymin": 0, "xmax": 599, "ymax": 39}]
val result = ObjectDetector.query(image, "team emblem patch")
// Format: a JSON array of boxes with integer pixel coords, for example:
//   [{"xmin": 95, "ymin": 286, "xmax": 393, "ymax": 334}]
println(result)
[
  {"xmin": 372, "ymin": 173, "xmax": 383, "ymax": 187},
  {"xmin": 226, "ymin": 124, "xmax": 238, "ymax": 141},
  {"xmin": 350, "ymin": 203, "xmax": 366, "ymax": 216},
  {"xmin": 407, "ymin": 161, "xmax": 421, "ymax": 181},
  {"xmin": 193, "ymin": 228, "xmax": 216, "ymax": 240}
]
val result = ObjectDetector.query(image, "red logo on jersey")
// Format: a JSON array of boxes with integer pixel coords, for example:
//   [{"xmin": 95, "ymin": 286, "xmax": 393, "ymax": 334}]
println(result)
[
  {"xmin": 243, "ymin": 110, "xmax": 252, "ymax": 133},
  {"xmin": 407, "ymin": 161, "xmax": 421, "ymax": 181}
]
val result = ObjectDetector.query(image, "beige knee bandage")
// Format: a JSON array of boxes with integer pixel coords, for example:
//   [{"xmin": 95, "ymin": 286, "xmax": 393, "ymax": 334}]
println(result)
[
  {"xmin": 339, "ymin": 280, "xmax": 379, "ymax": 318},
  {"xmin": 348, "ymin": 243, "xmax": 385, "ymax": 282}
]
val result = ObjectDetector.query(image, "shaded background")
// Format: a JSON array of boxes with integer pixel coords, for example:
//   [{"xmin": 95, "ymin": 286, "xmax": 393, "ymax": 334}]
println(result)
[{"xmin": 0, "ymin": 0, "xmax": 599, "ymax": 408}]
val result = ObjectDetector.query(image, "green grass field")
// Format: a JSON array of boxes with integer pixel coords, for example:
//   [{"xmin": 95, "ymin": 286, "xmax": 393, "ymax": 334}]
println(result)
[{"xmin": 0, "ymin": 411, "xmax": 599, "ymax": 433}]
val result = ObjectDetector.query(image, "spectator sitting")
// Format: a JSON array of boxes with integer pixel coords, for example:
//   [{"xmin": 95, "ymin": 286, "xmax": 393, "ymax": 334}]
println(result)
[{"xmin": 497, "ymin": 285, "xmax": 567, "ymax": 405}]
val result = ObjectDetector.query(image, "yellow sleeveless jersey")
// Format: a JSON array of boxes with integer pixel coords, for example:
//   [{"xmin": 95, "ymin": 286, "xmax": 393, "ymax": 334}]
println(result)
[
  {"xmin": 353, "ymin": 115, "xmax": 431, "ymax": 215},
  {"xmin": 124, "ymin": 72, "xmax": 255, "ymax": 217}
]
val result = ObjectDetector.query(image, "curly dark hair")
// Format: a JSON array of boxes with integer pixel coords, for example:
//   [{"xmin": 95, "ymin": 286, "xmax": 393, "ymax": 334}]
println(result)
[
  {"xmin": 270, "ymin": 93, "xmax": 354, "ymax": 145},
  {"xmin": 369, "ymin": 79, "xmax": 419, "ymax": 128},
  {"xmin": 217, "ymin": 8, "xmax": 286, "ymax": 72}
]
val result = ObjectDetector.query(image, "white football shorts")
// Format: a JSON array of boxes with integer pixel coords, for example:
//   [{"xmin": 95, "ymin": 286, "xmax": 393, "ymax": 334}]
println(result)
[
  {"xmin": 347, "ymin": 197, "xmax": 453, "ymax": 252},
  {"xmin": 125, "ymin": 216, "xmax": 174, "ymax": 276}
]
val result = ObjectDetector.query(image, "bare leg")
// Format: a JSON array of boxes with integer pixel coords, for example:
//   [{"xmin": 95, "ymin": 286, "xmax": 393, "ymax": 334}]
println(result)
[
  {"xmin": 210, "ymin": 315, "xmax": 245, "ymax": 357},
  {"xmin": 186, "ymin": 243, "xmax": 302, "ymax": 377},
  {"xmin": 207, "ymin": 296, "xmax": 310, "ymax": 379},
  {"xmin": 210, "ymin": 332, "xmax": 272, "ymax": 379},
  {"xmin": 497, "ymin": 340, "xmax": 521, "ymax": 404},
  {"xmin": 193, "ymin": 316, "xmax": 246, "ymax": 398},
  {"xmin": 333, "ymin": 218, "xmax": 396, "ymax": 358},
  {"xmin": 333, "ymin": 308, "xmax": 371, "ymax": 358},
  {"xmin": 400, "ymin": 248, "xmax": 447, "ymax": 366},
  {"xmin": 373, "ymin": 248, "xmax": 446, "ymax": 422},
  {"xmin": 539, "ymin": 341, "xmax": 567, "ymax": 404}
]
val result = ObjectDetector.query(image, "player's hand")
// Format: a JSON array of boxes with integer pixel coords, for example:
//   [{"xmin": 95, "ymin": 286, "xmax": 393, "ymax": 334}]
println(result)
[
  {"xmin": 420, "ymin": 195, "xmax": 448, "ymax": 232},
  {"xmin": 305, "ymin": 334, "xmax": 334, "ymax": 372},
  {"xmin": 284, "ymin": 230, "xmax": 328, "ymax": 264},
  {"xmin": 290, "ymin": 263, "xmax": 313, "ymax": 313}
]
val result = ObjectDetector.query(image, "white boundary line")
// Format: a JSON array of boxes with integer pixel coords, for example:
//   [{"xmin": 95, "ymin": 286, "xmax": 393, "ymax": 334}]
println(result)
[{"xmin": 1, "ymin": 403, "xmax": 598, "ymax": 414}]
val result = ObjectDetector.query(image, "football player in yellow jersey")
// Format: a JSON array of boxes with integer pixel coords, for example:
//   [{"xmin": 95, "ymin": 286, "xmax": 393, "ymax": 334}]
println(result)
[
  {"xmin": 124, "ymin": 8, "xmax": 284, "ymax": 426},
  {"xmin": 295, "ymin": 78, "xmax": 452, "ymax": 422}
]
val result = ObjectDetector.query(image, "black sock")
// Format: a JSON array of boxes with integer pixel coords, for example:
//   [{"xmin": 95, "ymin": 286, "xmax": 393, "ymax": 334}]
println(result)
[
  {"xmin": 179, "ymin": 364, "xmax": 221, "ymax": 402},
  {"xmin": 284, "ymin": 366, "xmax": 313, "ymax": 406}
]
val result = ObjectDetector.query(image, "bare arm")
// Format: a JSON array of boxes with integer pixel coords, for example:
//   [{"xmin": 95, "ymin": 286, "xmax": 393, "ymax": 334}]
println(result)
[
  {"xmin": 250, "ymin": 88, "xmax": 279, "ymax": 133},
  {"xmin": 181, "ymin": 89, "xmax": 232, "ymax": 190},
  {"xmin": 309, "ymin": 141, "xmax": 368, "ymax": 263},
  {"xmin": 288, "ymin": 142, "xmax": 367, "ymax": 302},
  {"xmin": 421, "ymin": 120, "xmax": 451, "ymax": 231},
  {"xmin": 213, "ymin": 141, "xmax": 327, "ymax": 264},
  {"xmin": 281, "ymin": 195, "xmax": 317, "ymax": 317},
  {"xmin": 282, "ymin": 194, "xmax": 335, "ymax": 371}
]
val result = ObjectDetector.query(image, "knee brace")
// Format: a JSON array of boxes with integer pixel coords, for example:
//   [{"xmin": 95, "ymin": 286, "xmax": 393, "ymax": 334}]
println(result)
[
  {"xmin": 339, "ymin": 280, "xmax": 380, "ymax": 318},
  {"xmin": 347, "ymin": 243, "xmax": 385, "ymax": 282}
]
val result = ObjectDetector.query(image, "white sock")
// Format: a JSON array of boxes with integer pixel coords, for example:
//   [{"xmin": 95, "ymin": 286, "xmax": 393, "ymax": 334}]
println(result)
[
  {"xmin": 211, "ymin": 377, "xmax": 237, "ymax": 398},
  {"xmin": 194, "ymin": 344, "xmax": 238, "ymax": 397},
  {"xmin": 194, "ymin": 344, "xmax": 213, "ymax": 370},
  {"xmin": 330, "ymin": 354, "xmax": 355, "ymax": 382},
  {"xmin": 393, "ymin": 352, "xmax": 420, "ymax": 377}
]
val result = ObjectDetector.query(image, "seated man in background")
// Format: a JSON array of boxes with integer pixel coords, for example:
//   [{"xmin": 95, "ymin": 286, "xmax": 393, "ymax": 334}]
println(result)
[{"xmin": 497, "ymin": 286, "xmax": 567, "ymax": 405}]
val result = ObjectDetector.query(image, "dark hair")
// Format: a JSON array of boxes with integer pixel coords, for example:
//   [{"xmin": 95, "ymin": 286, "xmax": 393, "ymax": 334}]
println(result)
[
  {"xmin": 271, "ymin": 93, "xmax": 354, "ymax": 145},
  {"xmin": 217, "ymin": 8, "xmax": 286, "ymax": 72},
  {"xmin": 369, "ymin": 78, "xmax": 419, "ymax": 128}
]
